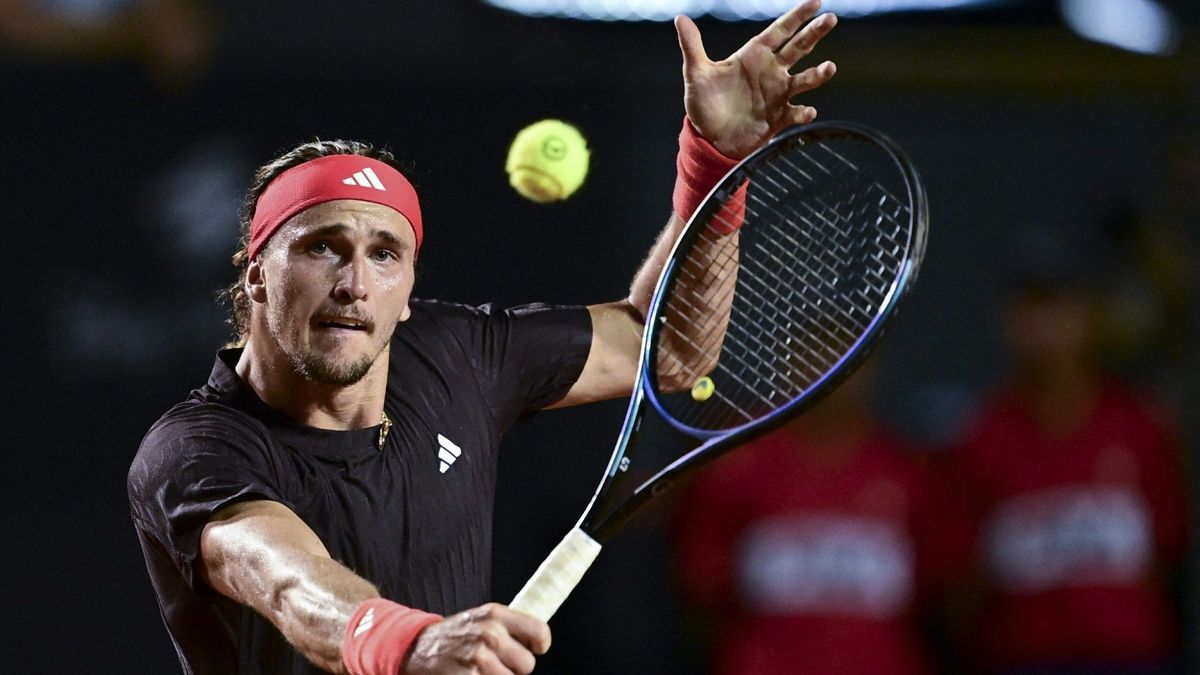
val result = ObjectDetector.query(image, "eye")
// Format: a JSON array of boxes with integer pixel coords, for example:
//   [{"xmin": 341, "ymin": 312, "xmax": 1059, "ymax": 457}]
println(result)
[
  {"xmin": 372, "ymin": 249, "xmax": 399, "ymax": 263},
  {"xmin": 307, "ymin": 241, "xmax": 331, "ymax": 255}
]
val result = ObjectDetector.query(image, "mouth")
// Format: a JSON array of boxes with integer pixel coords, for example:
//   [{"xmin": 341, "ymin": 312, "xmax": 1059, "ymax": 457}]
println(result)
[{"xmin": 314, "ymin": 316, "xmax": 372, "ymax": 333}]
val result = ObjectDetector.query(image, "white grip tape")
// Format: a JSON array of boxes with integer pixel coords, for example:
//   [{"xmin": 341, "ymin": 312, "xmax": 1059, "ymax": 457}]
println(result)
[{"xmin": 509, "ymin": 527, "xmax": 602, "ymax": 622}]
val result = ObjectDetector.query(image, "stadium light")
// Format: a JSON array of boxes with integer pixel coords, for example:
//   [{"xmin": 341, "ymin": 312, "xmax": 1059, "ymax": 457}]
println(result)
[
  {"xmin": 480, "ymin": 0, "xmax": 1005, "ymax": 22},
  {"xmin": 1059, "ymin": 0, "xmax": 1180, "ymax": 56}
]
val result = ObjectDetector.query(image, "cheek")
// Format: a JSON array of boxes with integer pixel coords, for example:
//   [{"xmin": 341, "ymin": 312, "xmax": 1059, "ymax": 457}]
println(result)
[
  {"xmin": 372, "ymin": 263, "xmax": 411, "ymax": 293},
  {"xmin": 372, "ymin": 265, "xmax": 415, "ymax": 311},
  {"xmin": 270, "ymin": 275, "xmax": 301, "ymax": 314},
  {"xmin": 267, "ymin": 269, "xmax": 322, "ymax": 330}
]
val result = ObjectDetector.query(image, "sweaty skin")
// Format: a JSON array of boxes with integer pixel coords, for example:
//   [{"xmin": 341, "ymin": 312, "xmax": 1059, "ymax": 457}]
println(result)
[{"xmin": 199, "ymin": 2, "xmax": 839, "ymax": 673}]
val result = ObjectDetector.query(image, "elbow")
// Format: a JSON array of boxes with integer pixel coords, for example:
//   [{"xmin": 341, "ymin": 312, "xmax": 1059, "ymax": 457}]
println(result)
[{"xmin": 619, "ymin": 296, "xmax": 648, "ymax": 328}]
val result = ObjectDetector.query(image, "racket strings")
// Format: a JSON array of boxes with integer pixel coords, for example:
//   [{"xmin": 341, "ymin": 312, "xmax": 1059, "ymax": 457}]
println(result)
[
  {"xmin": 654, "ymin": 135, "xmax": 915, "ymax": 431},
  {"xmin": 660, "ymin": 231, "xmax": 856, "ymax": 387}
]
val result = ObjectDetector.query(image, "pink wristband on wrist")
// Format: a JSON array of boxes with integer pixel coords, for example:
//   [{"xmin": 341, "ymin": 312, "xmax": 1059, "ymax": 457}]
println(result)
[
  {"xmin": 342, "ymin": 598, "xmax": 442, "ymax": 675},
  {"xmin": 672, "ymin": 117, "xmax": 748, "ymax": 235}
]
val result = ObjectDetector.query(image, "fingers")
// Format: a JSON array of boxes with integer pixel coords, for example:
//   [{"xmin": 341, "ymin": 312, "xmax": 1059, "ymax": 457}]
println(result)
[
  {"xmin": 472, "ymin": 648, "xmax": 518, "ymax": 675},
  {"xmin": 493, "ymin": 604, "xmax": 552, "ymax": 655},
  {"xmin": 486, "ymin": 633, "xmax": 533, "ymax": 675},
  {"xmin": 752, "ymin": 0, "xmax": 823, "ymax": 52},
  {"xmin": 408, "ymin": 603, "xmax": 550, "ymax": 675},
  {"xmin": 789, "ymin": 104, "xmax": 819, "ymax": 126},
  {"xmin": 674, "ymin": 14, "xmax": 709, "ymax": 69},
  {"xmin": 788, "ymin": 60, "xmax": 837, "ymax": 98},
  {"xmin": 775, "ymin": 11, "xmax": 837, "ymax": 66},
  {"xmin": 465, "ymin": 603, "xmax": 549, "ymax": 674}
]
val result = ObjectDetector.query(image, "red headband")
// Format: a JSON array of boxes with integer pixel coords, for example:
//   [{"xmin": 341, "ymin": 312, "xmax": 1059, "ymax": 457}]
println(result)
[{"xmin": 248, "ymin": 154, "xmax": 423, "ymax": 260}]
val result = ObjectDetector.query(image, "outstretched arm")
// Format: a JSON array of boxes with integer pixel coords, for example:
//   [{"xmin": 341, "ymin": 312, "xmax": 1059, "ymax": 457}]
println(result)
[
  {"xmin": 200, "ymin": 501, "xmax": 551, "ymax": 674},
  {"xmin": 552, "ymin": 0, "xmax": 838, "ymax": 408}
]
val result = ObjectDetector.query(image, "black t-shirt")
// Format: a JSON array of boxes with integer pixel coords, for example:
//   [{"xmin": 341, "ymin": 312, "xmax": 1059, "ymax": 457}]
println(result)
[{"xmin": 127, "ymin": 299, "xmax": 592, "ymax": 675}]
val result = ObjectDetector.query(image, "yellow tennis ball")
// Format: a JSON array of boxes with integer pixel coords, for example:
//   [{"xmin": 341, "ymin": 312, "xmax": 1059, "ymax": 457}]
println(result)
[
  {"xmin": 505, "ymin": 119, "xmax": 589, "ymax": 203},
  {"xmin": 691, "ymin": 376, "xmax": 715, "ymax": 402}
]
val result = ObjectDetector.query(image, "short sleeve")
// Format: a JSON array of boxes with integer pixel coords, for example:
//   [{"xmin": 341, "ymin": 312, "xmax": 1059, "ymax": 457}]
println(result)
[
  {"xmin": 468, "ymin": 302, "xmax": 593, "ymax": 429},
  {"xmin": 127, "ymin": 405, "xmax": 295, "ymax": 590}
]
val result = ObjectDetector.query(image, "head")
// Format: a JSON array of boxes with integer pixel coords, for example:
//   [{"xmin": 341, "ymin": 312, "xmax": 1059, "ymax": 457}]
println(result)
[
  {"xmin": 1002, "ymin": 283, "xmax": 1101, "ymax": 376},
  {"xmin": 223, "ymin": 140, "xmax": 421, "ymax": 385},
  {"xmin": 1000, "ymin": 229, "xmax": 1105, "ymax": 377}
]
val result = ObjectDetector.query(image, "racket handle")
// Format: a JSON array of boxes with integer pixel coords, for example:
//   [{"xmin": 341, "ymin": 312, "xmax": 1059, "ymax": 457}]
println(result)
[{"xmin": 509, "ymin": 527, "xmax": 602, "ymax": 622}]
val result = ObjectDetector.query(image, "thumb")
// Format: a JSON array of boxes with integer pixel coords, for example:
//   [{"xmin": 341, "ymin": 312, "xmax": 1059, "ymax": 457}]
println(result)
[{"xmin": 674, "ymin": 14, "xmax": 708, "ymax": 70}]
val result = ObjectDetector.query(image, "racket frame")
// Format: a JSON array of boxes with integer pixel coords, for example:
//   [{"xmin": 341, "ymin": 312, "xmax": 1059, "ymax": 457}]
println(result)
[
  {"xmin": 585, "ymin": 121, "xmax": 928, "ymax": 543},
  {"xmin": 511, "ymin": 121, "xmax": 928, "ymax": 620}
]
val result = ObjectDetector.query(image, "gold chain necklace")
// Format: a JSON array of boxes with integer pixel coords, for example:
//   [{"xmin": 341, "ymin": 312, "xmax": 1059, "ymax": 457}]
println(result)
[{"xmin": 378, "ymin": 412, "xmax": 392, "ymax": 451}]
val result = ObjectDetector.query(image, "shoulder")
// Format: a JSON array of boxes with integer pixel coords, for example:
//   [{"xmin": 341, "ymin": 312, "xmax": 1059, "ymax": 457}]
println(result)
[
  {"xmin": 406, "ymin": 298, "xmax": 587, "ymax": 326},
  {"xmin": 398, "ymin": 298, "xmax": 590, "ymax": 351},
  {"xmin": 1096, "ymin": 380, "xmax": 1172, "ymax": 429},
  {"xmin": 147, "ymin": 397, "xmax": 268, "ymax": 442},
  {"xmin": 407, "ymin": 298, "xmax": 497, "ymax": 321},
  {"xmin": 397, "ymin": 299, "xmax": 498, "ymax": 345},
  {"xmin": 128, "ymin": 400, "xmax": 271, "ymax": 504},
  {"xmin": 950, "ymin": 388, "xmax": 1026, "ymax": 459}
]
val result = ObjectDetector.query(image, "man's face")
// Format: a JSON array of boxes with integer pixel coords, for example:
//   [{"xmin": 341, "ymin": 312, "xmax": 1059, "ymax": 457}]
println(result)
[
  {"xmin": 252, "ymin": 199, "xmax": 416, "ymax": 385},
  {"xmin": 1003, "ymin": 287, "xmax": 1097, "ymax": 369}
]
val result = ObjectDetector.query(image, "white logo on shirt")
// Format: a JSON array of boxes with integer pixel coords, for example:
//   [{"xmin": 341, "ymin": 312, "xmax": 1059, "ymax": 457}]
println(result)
[
  {"xmin": 736, "ymin": 513, "xmax": 914, "ymax": 618},
  {"xmin": 438, "ymin": 434, "xmax": 462, "ymax": 474},
  {"xmin": 982, "ymin": 485, "xmax": 1151, "ymax": 592}
]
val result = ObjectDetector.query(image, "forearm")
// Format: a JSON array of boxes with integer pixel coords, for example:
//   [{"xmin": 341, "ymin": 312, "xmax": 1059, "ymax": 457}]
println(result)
[
  {"xmin": 562, "ymin": 124, "xmax": 741, "ymax": 405},
  {"xmin": 627, "ymin": 212, "xmax": 688, "ymax": 320},
  {"xmin": 628, "ymin": 211, "xmax": 739, "ymax": 389},
  {"xmin": 200, "ymin": 502, "xmax": 382, "ymax": 674},
  {"xmin": 263, "ymin": 559, "xmax": 377, "ymax": 673},
  {"xmin": 208, "ymin": 541, "xmax": 378, "ymax": 672}
]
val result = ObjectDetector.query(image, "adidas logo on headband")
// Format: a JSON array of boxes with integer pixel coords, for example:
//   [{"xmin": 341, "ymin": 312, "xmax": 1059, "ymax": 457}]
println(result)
[
  {"xmin": 249, "ymin": 155, "xmax": 421, "ymax": 260},
  {"xmin": 342, "ymin": 167, "xmax": 387, "ymax": 191}
]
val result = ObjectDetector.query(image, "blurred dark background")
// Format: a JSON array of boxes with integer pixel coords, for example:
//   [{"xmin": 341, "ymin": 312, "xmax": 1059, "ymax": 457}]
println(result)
[{"xmin": 2, "ymin": 0, "xmax": 1197, "ymax": 672}]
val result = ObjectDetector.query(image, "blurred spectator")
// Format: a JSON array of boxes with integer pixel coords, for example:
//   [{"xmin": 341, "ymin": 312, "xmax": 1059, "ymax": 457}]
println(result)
[
  {"xmin": 0, "ymin": 0, "xmax": 215, "ymax": 88},
  {"xmin": 673, "ymin": 366, "xmax": 946, "ymax": 675},
  {"xmin": 940, "ymin": 230, "xmax": 1190, "ymax": 674}
]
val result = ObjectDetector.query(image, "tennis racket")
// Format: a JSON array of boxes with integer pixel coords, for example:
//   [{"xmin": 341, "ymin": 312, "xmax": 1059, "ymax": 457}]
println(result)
[{"xmin": 510, "ymin": 121, "xmax": 929, "ymax": 622}]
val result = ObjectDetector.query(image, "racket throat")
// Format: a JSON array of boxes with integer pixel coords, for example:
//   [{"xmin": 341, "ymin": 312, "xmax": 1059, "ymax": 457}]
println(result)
[
  {"xmin": 509, "ymin": 527, "xmax": 602, "ymax": 622},
  {"xmin": 581, "ymin": 404, "xmax": 702, "ymax": 542}
]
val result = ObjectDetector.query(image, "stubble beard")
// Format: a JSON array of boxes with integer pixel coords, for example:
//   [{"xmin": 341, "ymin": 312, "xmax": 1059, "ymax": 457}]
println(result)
[
  {"xmin": 294, "ymin": 347, "xmax": 379, "ymax": 386},
  {"xmin": 268, "ymin": 315, "xmax": 393, "ymax": 387}
]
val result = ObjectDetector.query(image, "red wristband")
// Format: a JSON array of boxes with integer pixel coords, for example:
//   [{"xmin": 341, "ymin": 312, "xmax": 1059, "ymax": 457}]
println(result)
[
  {"xmin": 342, "ymin": 598, "xmax": 442, "ymax": 675},
  {"xmin": 672, "ymin": 117, "xmax": 747, "ymax": 235}
]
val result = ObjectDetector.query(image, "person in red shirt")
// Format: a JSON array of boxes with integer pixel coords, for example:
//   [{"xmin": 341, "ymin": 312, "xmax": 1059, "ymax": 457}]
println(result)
[
  {"xmin": 942, "ymin": 239, "xmax": 1189, "ymax": 674},
  {"xmin": 674, "ymin": 367, "xmax": 944, "ymax": 675}
]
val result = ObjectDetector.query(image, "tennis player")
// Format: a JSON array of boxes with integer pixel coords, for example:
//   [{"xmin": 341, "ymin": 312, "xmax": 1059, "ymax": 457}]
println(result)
[{"xmin": 127, "ymin": 2, "xmax": 838, "ymax": 673}]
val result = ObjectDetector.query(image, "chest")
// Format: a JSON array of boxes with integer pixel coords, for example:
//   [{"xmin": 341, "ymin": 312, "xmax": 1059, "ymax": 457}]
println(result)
[
  {"xmin": 737, "ymin": 452, "xmax": 914, "ymax": 527},
  {"xmin": 273, "ymin": 376, "xmax": 502, "ymax": 605},
  {"xmin": 973, "ymin": 410, "xmax": 1155, "ymax": 497},
  {"xmin": 730, "ymin": 456, "xmax": 918, "ymax": 617}
]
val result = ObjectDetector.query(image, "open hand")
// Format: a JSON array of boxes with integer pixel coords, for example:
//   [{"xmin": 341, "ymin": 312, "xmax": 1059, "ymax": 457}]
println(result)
[{"xmin": 677, "ymin": 0, "xmax": 838, "ymax": 159}]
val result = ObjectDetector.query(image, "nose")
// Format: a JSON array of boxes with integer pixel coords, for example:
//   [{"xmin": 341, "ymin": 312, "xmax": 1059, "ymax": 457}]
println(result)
[{"xmin": 332, "ymin": 254, "xmax": 369, "ymax": 303}]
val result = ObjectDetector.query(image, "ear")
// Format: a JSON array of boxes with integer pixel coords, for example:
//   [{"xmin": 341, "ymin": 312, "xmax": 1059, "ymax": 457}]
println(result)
[
  {"xmin": 245, "ymin": 257, "xmax": 268, "ymax": 303},
  {"xmin": 399, "ymin": 302, "xmax": 412, "ymax": 322}
]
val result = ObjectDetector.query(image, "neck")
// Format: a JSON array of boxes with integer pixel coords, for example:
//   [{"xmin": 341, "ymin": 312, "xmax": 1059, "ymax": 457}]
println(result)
[
  {"xmin": 235, "ymin": 338, "xmax": 389, "ymax": 431},
  {"xmin": 1015, "ymin": 359, "xmax": 1100, "ymax": 435}
]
